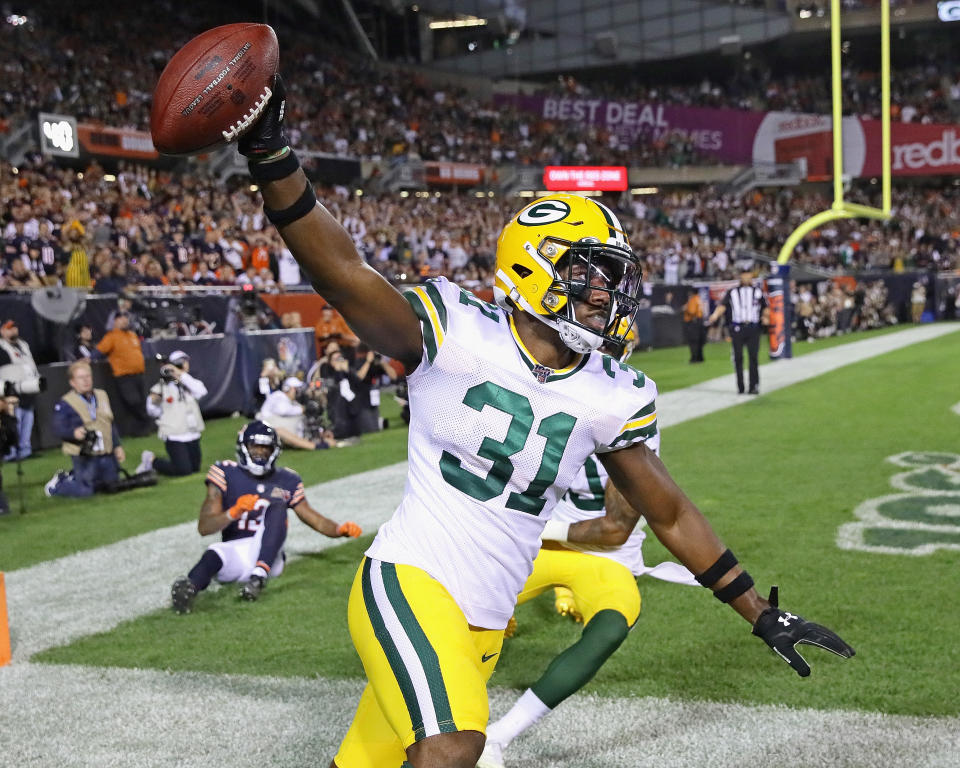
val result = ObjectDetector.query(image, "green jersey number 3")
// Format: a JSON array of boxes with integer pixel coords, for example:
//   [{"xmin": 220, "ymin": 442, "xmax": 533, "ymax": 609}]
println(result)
[{"xmin": 439, "ymin": 381, "xmax": 577, "ymax": 515}]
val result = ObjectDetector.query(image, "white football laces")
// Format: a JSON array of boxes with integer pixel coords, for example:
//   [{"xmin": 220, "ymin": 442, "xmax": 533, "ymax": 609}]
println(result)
[{"xmin": 221, "ymin": 84, "xmax": 273, "ymax": 142}]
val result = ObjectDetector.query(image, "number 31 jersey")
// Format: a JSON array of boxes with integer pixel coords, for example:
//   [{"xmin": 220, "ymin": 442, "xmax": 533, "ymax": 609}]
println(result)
[{"xmin": 366, "ymin": 277, "xmax": 659, "ymax": 629}]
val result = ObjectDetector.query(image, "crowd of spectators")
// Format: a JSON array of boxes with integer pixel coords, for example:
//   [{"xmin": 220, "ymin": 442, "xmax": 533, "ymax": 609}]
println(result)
[
  {"xmin": 3, "ymin": 154, "xmax": 959, "ymax": 304},
  {"xmin": 4, "ymin": 0, "xmax": 960, "ymax": 170}
]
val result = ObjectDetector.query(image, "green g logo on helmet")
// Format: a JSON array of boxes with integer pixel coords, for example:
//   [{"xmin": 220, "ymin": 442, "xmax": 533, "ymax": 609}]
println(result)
[{"xmin": 517, "ymin": 199, "xmax": 571, "ymax": 227}]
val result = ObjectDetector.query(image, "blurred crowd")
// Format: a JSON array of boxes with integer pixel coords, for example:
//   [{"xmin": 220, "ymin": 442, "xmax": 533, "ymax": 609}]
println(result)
[
  {"xmin": 2, "ymin": 156, "xmax": 959, "ymax": 302},
  {"xmin": 3, "ymin": 1, "xmax": 960, "ymax": 169}
]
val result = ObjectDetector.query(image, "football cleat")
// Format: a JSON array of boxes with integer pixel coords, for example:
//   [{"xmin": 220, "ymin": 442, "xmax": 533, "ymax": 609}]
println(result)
[
  {"xmin": 554, "ymin": 587, "xmax": 582, "ymax": 623},
  {"xmin": 476, "ymin": 739, "xmax": 505, "ymax": 768},
  {"xmin": 240, "ymin": 575, "xmax": 266, "ymax": 602},
  {"xmin": 171, "ymin": 577, "xmax": 197, "ymax": 614}
]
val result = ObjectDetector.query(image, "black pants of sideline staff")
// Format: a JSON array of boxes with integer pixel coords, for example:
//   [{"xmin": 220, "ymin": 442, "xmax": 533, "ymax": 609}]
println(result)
[
  {"xmin": 154, "ymin": 439, "xmax": 202, "ymax": 476},
  {"xmin": 730, "ymin": 323, "xmax": 762, "ymax": 394}
]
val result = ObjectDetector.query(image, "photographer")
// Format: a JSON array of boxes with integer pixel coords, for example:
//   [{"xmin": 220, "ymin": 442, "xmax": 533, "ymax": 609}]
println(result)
[
  {"xmin": 256, "ymin": 377, "xmax": 333, "ymax": 451},
  {"xmin": 320, "ymin": 346, "xmax": 363, "ymax": 439},
  {"xmin": 141, "ymin": 350, "xmax": 207, "ymax": 476},
  {"xmin": 352, "ymin": 344, "xmax": 398, "ymax": 434},
  {"xmin": 45, "ymin": 360, "xmax": 124, "ymax": 498},
  {"xmin": 0, "ymin": 319, "xmax": 45, "ymax": 460},
  {"xmin": 0, "ymin": 394, "xmax": 18, "ymax": 515}
]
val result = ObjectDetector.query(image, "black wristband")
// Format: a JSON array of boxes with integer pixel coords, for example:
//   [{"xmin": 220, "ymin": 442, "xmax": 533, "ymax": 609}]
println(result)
[
  {"xmin": 248, "ymin": 147, "xmax": 300, "ymax": 183},
  {"xmin": 695, "ymin": 548, "xmax": 737, "ymax": 588},
  {"xmin": 264, "ymin": 180, "xmax": 317, "ymax": 228},
  {"xmin": 713, "ymin": 571, "xmax": 754, "ymax": 603}
]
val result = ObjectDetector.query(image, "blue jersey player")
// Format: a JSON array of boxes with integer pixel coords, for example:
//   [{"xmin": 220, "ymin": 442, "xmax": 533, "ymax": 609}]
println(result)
[{"xmin": 171, "ymin": 421, "xmax": 361, "ymax": 613}]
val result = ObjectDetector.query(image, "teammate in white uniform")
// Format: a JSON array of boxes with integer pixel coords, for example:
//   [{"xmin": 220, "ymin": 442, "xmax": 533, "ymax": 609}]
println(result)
[
  {"xmin": 478, "ymin": 338, "xmax": 698, "ymax": 768},
  {"xmin": 234, "ymin": 76, "xmax": 855, "ymax": 768}
]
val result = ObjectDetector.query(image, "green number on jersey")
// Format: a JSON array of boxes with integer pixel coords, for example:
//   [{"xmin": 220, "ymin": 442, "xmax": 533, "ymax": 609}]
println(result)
[
  {"xmin": 440, "ymin": 382, "xmax": 577, "ymax": 514},
  {"xmin": 566, "ymin": 455, "xmax": 606, "ymax": 511},
  {"xmin": 458, "ymin": 288, "xmax": 500, "ymax": 322}
]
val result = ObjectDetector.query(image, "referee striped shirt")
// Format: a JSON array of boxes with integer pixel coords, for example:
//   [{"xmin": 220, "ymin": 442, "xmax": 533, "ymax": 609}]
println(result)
[{"xmin": 723, "ymin": 284, "xmax": 766, "ymax": 325}]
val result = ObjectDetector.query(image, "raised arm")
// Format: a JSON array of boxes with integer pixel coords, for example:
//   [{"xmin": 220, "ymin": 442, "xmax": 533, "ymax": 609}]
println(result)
[{"xmin": 238, "ymin": 78, "xmax": 423, "ymax": 371}]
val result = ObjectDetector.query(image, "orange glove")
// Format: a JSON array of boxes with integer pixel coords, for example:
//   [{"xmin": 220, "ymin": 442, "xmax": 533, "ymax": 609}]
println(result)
[
  {"xmin": 227, "ymin": 493, "xmax": 260, "ymax": 520},
  {"xmin": 337, "ymin": 521, "xmax": 362, "ymax": 538}
]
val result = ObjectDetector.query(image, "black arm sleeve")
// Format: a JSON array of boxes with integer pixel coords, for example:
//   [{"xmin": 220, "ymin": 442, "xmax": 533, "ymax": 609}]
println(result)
[{"xmin": 255, "ymin": 499, "xmax": 288, "ymax": 570}]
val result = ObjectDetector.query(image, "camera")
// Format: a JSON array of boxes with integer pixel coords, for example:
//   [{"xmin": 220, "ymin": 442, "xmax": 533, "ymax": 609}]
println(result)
[
  {"xmin": 155, "ymin": 354, "xmax": 181, "ymax": 383},
  {"xmin": 78, "ymin": 429, "xmax": 99, "ymax": 456},
  {"xmin": 3, "ymin": 376, "xmax": 47, "ymax": 397}
]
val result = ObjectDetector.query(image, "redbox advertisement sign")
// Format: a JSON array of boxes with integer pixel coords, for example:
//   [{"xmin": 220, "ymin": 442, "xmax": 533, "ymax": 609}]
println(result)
[{"xmin": 543, "ymin": 166, "xmax": 628, "ymax": 191}]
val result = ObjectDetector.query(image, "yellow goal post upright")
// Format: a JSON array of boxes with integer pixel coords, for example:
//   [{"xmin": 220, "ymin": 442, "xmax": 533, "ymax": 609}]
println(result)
[{"xmin": 767, "ymin": 0, "xmax": 891, "ymax": 358}]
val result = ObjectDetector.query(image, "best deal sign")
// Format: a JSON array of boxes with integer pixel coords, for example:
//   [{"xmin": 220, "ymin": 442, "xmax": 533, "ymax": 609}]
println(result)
[{"xmin": 544, "ymin": 166, "xmax": 628, "ymax": 191}]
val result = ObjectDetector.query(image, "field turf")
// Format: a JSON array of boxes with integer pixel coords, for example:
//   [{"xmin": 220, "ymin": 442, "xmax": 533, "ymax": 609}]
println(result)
[{"xmin": 29, "ymin": 329, "xmax": 960, "ymax": 718}]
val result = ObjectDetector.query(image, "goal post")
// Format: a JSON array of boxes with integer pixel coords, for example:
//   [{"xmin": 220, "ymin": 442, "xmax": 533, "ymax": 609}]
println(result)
[{"xmin": 769, "ymin": 0, "xmax": 892, "ymax": 358}]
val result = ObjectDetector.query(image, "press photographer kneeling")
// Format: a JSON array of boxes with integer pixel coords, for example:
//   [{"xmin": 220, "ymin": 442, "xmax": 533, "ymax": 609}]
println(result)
[
  {"xmin": 257, "ymin": 376, "xmax": 334, "ymax": 451},
  {"xmin": 140, "ymin": 350, "xmax": 207, "ymax": 476},
  {"xmin": 45, "ymin": 360, "xmax": 130, "ymax": 497}
]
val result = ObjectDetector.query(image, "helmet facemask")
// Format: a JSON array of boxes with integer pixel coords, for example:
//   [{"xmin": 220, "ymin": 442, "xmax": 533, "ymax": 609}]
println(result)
[
  {"xmin": 538, "ymin": 237, "xmax": 642, "ymax": 354},
  {"xmin": 236, "ymin": 422, "xmax": 281, "ymax": 476}
]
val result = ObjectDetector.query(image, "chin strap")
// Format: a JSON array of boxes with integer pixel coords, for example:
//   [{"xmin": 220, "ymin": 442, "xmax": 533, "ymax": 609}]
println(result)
[{"xmin": 557, "ymin": 321, "xmax": 603, "ymax": 353}]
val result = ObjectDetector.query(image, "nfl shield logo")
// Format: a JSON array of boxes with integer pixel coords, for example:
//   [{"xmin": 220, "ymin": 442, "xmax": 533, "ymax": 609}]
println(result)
[{"xmin": 532, "ymin": 364, "xmax": 552, "ymax": 384}]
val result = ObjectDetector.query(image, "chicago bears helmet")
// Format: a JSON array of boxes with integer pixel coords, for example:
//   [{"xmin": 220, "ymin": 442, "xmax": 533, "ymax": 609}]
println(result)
[
  {"xmin": 236, "ymin": 420, "xmax": 281, "ymax": 476},
  {"xmin": 494, "ymin": 193, "xmax": 642, "ymax": 353}
]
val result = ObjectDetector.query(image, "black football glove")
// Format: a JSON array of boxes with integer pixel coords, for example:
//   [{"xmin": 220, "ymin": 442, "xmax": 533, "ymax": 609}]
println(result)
[
  {"xmin": 237, "ymin": 73, "xmax": 289, "ymax": 159},
  {"xmin": 752, "ymin": 586, "xmax": 855, "ymax": 677}
]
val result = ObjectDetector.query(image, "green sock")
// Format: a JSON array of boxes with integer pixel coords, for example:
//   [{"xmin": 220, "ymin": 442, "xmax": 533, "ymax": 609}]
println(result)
[{"xmin": 530, "ymin": 609, "xmax": 630, "ymax": 709}]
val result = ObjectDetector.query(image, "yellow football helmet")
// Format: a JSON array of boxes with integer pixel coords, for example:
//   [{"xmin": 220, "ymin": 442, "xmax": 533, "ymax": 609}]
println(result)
[
  {"xmin": 601, "ymin": 317, "xmax": 639, "ymax": 362},
  {"xmin": 494, "ymin": 193, "xmax": 642, "ymax": 353}
]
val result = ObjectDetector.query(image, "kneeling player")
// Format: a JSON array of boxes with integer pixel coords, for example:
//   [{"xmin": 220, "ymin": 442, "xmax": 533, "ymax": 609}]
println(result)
[{"xmin": 171, "ymin": 420, "xmax": 361, "ymax": 613}]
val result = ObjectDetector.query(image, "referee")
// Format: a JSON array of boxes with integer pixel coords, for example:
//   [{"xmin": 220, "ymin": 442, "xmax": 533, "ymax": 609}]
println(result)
[{"xmin": 708, "ymin": 266, "xmax": 769, "ymax": 395}]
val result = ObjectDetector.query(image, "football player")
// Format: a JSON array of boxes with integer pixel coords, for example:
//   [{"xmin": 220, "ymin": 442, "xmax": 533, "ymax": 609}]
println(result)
[
  {"xmin": 170, "ymin": 421, "xmax": 361, "ymax": 613},
  {"xmin": 478, "ymin": 330, "xmax": 699, "ymax": 768},
  {"xmin": 236, "ymin": 77, "xmax": 854, "ymax": 768}
]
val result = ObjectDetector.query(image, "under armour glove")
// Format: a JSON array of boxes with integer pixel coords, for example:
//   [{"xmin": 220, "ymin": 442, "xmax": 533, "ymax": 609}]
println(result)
[
  {"xmin": 227, "ymin": 493, "xmax": 260, "ymax": 520},
  {"xmin": 237, "ymin": 74, "xmax": 289, "ymax": 159},
  {"xmin": 752, "ymin": 586, "xmax": 855, "ymax": 677},
  {"xmin": 337, "ymin": 521, "xmax": 362, "ymax": 538}
]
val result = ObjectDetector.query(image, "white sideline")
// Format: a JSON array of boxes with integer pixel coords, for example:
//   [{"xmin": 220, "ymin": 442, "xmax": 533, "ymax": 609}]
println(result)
[{"xmin": 3, "ymin": 323, "xmax": 960, "ymax": 768}]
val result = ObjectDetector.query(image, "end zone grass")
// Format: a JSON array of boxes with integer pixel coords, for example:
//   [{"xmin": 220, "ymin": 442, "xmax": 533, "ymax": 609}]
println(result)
[{"xmin": 36, "ymin": 331, "xmax": 960, "ymax": 717}]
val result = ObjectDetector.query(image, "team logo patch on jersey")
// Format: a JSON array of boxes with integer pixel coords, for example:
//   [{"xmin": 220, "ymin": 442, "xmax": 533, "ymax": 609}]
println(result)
[
  {"xmin": 270, "ymin": 487, "xmax": 285, "ymax": 499},
  {"xmin": 532, "ymin": 364, "xmax": 552, "ymax": 384}
]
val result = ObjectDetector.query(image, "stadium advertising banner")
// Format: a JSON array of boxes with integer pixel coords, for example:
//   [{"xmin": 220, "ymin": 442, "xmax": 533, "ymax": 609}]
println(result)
[
  {"xmin": 424, "ymin": 162, "xmax": 485, "ymax": 185},
  {"xmin": 543, "ymin": 166, "xmax": 627, "ymax": 191},
  {"xmin": 494, "ymin": 94, "xmax": 765, "ymax": 164},
  {"xmin": 501, "ymin": 95, "xmax": 960, "ymax": 178},
  {"xmin": 76, "ymin": 123, "xmax": 159, "ymax": 160}
]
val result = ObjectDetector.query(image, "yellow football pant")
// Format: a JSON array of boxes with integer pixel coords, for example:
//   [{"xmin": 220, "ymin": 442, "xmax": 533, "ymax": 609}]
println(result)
[{"xmin": 334, "ymin": 557, "xmax": 504, "ymax": 768}]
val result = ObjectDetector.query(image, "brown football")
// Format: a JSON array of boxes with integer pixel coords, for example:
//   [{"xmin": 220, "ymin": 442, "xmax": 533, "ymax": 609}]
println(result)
[{"xmin": 150, "ymin": 23, "xmax": 279, "ymax": 155}]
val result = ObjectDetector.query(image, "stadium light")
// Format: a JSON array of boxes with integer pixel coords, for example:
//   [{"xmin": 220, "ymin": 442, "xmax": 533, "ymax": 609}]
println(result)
[{"xmin": 429, "ymin": 17, "xmax": 487, "ymax": 29}]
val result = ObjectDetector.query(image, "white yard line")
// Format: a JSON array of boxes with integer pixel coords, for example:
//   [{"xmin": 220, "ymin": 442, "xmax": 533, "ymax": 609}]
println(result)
[
  {"xmin": 3, "ymin": 323, "xmax": 959, "ymax": 768},
  {"xmin": 1, "ymin": 664, "xmax": 956, "ymax": 768}
]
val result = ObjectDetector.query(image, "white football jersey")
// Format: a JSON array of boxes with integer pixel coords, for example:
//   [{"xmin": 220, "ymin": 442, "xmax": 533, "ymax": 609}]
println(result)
[
  {"xmin": 551, "ymin": 454, "xmax": 650, "ymax": 576},
  {"xmin": 553, "ymin": 452, "xmax": 699, "ymax": 585},
  {"xmin": 366, "ymin": 277, "xmax": 660, "ymax": 629}
]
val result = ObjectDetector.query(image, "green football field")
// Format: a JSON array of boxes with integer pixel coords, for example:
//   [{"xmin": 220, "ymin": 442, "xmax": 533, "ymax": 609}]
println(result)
[{"xmin": 20, "ymin": 327, "xmax": 960, "ymax": 720}]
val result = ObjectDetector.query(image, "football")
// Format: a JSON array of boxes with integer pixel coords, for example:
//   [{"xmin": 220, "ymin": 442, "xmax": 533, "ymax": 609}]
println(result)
[{"xmin": 150, "ymin": 22, "xmax": 279, "ymax": 156}]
